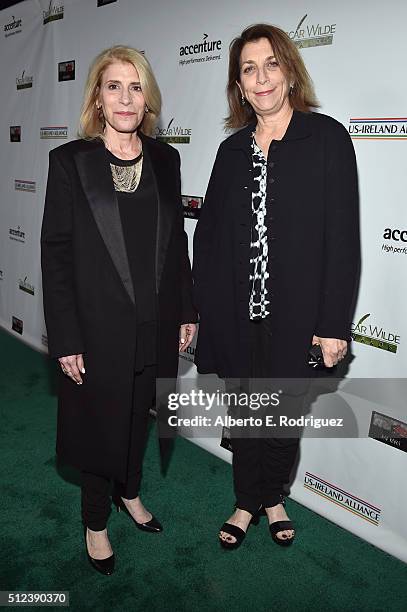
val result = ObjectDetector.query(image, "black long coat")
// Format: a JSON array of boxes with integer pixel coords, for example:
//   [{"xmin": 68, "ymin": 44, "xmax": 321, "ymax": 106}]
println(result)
[
  {"xmin": 193, "ymin": 111, "xmax": 360, "ymax": 379},
  {"xmin": 41, "ymin": 134, "xmax": 196, "ymax": 481}
]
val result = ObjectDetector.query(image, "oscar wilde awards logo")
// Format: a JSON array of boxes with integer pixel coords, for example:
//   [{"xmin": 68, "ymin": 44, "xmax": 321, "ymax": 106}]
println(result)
[
  {"xmin": 351, "ymin": 313, "xmax": 400, "ymax": 354},
  {"xmin": 10, "ymin": 126, "xmax": 21, "ymax": 142},
  {"xmin": 303, "ymin": 472, "xmax": 381, "ymax": 526},
  {"xmin": 179, "ymin": 33, "xmax": 222, "ymax": 66},
  {"xmin": 382, "ymin": 227, "xmax": 407, "ymax": 255},
  {"xmin": 182, "ymin": 195, "xmax": 202, "ymax": 219},
  {"xmin": 156, "ymin": 118, "xmax": 191, "ymax": 144},
  {"xmin": 97, "ymin": 0, "xmax": 117, "ymax": 5},
  {"xmin": 18, "ymin": 276, "xmax": 35, "ymax": 296},
  {"xmin": 43, "ymin": 1, "xmax": 64, "ymax": 25},
  {"xmin": 4, "ymin": 15, "xmax": 22, "ymax": 38},
  {"xmin": 369, "ymin": 411, "xmax": 407, "ymax": 454},
  {"xmin": 58, "ymin": 60, "xmax": 75, "ymax": 82},
  {"xmin": 9, "ymin": 225, "xmax": 26, "ymax": 244},
  {"xmin": 14, "ymin": 180, "xmax": 36, "ymax": 193},
  {"xmin": 40, "ymin": 126, "xmax": 68, "ymax": 139},
  {"xmin": 287, "ymin": 14, "xmax": 336, "ymax": 48},
  {"xmin": 16, "ymin": 70, "xmax": 33, "ymax": 90},
  {"xmin": 349, "ymin": 117, "xmax": 407, "ymax": 139}
]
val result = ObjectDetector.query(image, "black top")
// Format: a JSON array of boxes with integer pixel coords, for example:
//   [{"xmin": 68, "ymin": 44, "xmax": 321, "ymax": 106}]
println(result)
[{"xmin": 107, "ymin": 148, "xmax": 158, "ymax": 371}]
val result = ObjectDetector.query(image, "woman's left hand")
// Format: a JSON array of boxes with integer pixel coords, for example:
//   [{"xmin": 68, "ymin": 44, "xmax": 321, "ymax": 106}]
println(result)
[
  {"xmin": 312, "ymin": 335, "xmax": 348, "ymax": 367},
  {"xmin": 179, "ymin": 323, "xmax": 197, "ymax": 352}
]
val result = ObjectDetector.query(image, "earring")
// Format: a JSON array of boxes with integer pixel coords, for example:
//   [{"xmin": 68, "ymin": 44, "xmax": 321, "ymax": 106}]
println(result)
[
  {"xmin": 96, "ymin": 105, "xmax": 105, "ymax": 128},
  {"xmin": 241, "ymin": 95, "xmax": 246, "ymax": 106},
  {"xmin": 289, "ymin": 83, "xmax": 294, "ymax": 95},
  {"xmin": 145, "ymin": 105, "xmax": 149, "ymax": 113}
]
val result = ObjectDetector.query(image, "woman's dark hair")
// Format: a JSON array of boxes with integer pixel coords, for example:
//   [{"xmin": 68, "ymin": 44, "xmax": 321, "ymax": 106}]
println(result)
[{"xmin": 225, "ymin": 23, "xmax": 319, "ymax": 129}]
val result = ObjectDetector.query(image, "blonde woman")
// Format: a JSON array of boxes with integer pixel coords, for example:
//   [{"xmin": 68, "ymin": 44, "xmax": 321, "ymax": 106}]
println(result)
[{"xmin": 41, "ymin": 46, "xmax": 196, "ymax": 575}]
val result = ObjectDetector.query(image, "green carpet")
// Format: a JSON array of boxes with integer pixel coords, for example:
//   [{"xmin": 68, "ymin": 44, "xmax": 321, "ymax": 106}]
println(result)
[{"xmin": 1, "ymin": 329, "xmax": 406, "ymax": 612}]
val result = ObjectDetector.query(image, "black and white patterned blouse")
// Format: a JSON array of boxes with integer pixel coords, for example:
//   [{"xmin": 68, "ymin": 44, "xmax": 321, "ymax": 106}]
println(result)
[{"xmin": 249, "ymin": 137, "xmax": 270, "ymax": 319}]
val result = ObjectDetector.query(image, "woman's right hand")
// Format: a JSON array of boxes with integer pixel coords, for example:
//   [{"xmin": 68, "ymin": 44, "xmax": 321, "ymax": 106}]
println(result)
[{"xmin": 58, "ymin": 354, "xmax": 85, "ymax": 385}]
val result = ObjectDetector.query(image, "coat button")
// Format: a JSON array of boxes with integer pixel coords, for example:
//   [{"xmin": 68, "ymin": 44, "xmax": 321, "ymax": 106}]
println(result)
[
  {"xmin": 271, "ymin": 145, "xmax": 277, "ymax": 151},
  {"xmin": 268, "ymin": 177, "xmax": 275, "ymax": 184},
  {"xmin": 269, "ymin": 162, "xmax": 275, "ymax": 168}
]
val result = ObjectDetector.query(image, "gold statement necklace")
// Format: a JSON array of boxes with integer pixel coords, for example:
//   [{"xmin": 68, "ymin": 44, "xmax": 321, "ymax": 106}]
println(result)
[{"xmin": 110, "ymin": 154, "xmax": 143, "ymax": 193}]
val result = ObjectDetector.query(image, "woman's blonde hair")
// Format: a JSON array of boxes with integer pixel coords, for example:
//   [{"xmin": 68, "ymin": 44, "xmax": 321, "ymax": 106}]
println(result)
[
  {"xmin": 225, "ymin": 23, "xmax": 319, "ymax": 129},
  {"xmin": 78, "ymin": 45, "xmax": 161, "ymax": 139}
]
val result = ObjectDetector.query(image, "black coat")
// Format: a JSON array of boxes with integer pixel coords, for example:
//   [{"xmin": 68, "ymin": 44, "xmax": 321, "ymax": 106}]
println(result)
[
  {"xmin": 41, "ymin": 134, "xmax": 196, "ymax": 481},
  {"xmin": 193, "ymin": 111, "xmax": 360, "ymax": 379}
]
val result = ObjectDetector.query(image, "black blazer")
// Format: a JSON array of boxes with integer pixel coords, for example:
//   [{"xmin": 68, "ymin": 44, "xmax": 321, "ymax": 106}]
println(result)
[
  {"xmin": 41, "ymin": 134, "xmax": 196, "ymax": 481},
  {"xmin": 193, "ymin": 111, "xmax": 360, "ymax": 379}
]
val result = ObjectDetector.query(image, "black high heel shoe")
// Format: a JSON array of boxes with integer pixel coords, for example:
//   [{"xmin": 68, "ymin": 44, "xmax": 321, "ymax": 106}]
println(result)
[
  {"xmin": 84, "ymin": 526, "xmax": 115, "ymax": 576},
  {"xmin": 267, "ymin": 495, "xmax": 295, "ymax": 547},
  {"xmin": 112, "ymin": 493, "xmax": 163, "ymax": 533},
  {"xmin": 219, "ymin": 507, "xmax": 261, "ymax": 550}
]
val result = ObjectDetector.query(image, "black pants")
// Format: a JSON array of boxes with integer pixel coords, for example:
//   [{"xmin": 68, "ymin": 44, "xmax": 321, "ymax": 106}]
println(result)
[
  {"xmin": 230, "ymin": 317, "xmax": 300, "ymax": 515},
  {"xmin": 81, "ymin": 364, "xmax": 156, "ymax": 531}
]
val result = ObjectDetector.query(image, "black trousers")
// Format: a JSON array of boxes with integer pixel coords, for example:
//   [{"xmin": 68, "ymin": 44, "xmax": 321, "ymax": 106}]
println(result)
[
  {"xmin": 81, "ymin": 364, "xmax": 156, "ymax": 531},
  {"xmin": 229, "ymin": 317, "xmax": 301, "ymax": 515}
]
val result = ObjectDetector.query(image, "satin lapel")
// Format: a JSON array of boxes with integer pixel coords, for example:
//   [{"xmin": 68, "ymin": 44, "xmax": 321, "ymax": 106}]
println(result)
[
  {"xmin": 74, "ymin": 143, "xmax": 135, "ymax": 304},
  {"xmin": 141, "ymin": 135, "xmax": 176, "ymax": 293}
]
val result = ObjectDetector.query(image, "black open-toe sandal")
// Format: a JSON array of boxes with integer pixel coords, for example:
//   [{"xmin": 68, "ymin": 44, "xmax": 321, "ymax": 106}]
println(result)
[
  {"xmin": 268, "ymin": 496, "xmax": 295, "ymax": 547},
  {"xmin": 219, "ymin": 509, "xmax": 260, "ymax": 550}
]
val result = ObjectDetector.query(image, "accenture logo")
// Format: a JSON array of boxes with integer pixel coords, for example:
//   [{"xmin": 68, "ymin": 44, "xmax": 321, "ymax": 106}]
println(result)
[
  {"xmin": 349, "ymin": 117, "xmax": 407, "ymax": 139},
  {"xmin": 382, "ymin": 227, "xmax": 407, "ymax": 255},
  {"xmin": 4, "ymin": 15, "xmax": 22, "ymax": 37},
  {"xmin": 9, "ymin": 226, "xmax": 26, "ymax": 243},
  {"xmin": 287, "ymin": 14, "xmax": 336, "ymax": 48},
  {"xmin": 179, "ymin": 33, "xmax": 222, "ymax": 66},
  {"xmin": 179, "ymin": 345, "xmax": 195, "ymax": 363}
]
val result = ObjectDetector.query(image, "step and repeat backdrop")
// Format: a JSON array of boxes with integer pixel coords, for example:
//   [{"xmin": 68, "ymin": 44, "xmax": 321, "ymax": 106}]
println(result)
[{"xmin": 0, "ymin": 0, "xmax": 406, "ymax": 562}]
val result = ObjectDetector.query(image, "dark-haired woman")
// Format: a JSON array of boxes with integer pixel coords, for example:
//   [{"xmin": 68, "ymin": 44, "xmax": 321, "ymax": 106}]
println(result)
[{"xmin": 193, "ymin": 24, "xmax": 359, "ymax": 549}]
